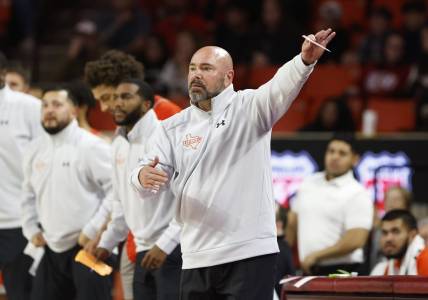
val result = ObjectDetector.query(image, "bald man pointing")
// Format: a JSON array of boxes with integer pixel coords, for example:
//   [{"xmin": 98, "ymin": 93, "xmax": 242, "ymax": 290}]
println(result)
[{"xmin": 131, "ymin": 29, "xmax": 335, "ymax": 299}]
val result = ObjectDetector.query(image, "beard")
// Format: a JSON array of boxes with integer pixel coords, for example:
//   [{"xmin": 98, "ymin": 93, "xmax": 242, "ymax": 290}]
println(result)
[
  {"xmin": 188, "ymin": 79, "xmax": 225, "ymax": 103},
  {"xmin": 383, "ymin": 243, "xmax": 408, "ymax": 260},
  {"xmin": 114, "ymin": 106, "xmax": 143, "ymax": 127},
  {"xmin": 42, "ymin": 120, "xmax": 69, "ymax": 135}
]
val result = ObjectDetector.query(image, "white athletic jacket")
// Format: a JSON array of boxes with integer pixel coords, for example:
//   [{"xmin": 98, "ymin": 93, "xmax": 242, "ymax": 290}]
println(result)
[
  {"xmin": 98, "ymin": 109, "xmax": 180, "ymax": 254},
  {"xmin": 0, "ymin": 86, "xmax": 43, "ymax": 229},
  {"xmin": 22, "ymin": 120, "xmax": 112, "ymax": 253},
  {"xmin": 131, "ymin": 54, "xmax": 315, "ymax": 269}
]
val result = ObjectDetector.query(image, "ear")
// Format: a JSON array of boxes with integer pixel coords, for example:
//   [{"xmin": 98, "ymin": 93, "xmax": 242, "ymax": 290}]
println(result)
[
  {"xmin": 224, "ymin": 69, "xmax": 234, "ymax": 86},
  {"xmin": 408, "ymin": 229, "xmax": 418, "ymax": 241},
  {"xmin": 352, "ymin": 153, "xmax": 360, "ymax": 167},
  {"xmin": 141, "ymin": 100, "xmax": 151, "ymax": 113}
]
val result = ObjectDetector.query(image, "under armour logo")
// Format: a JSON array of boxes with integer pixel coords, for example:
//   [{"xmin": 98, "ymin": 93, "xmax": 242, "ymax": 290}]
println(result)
[
  {"xmin": 216, "ymin": 120, "xmax": 226, "ymax": 128},
  {"xmin": 62, "ymin": 161, "xmax": 70, "ymax": 167},
  {"xmin": 0, "ymin": 120, "xmax": 9, "ymax": 126}
]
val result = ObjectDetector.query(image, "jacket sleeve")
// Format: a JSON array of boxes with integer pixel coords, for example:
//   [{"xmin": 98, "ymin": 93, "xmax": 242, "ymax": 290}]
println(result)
[
  {"xmin": 130, "ymin": 125, "xmax": 175, "ymax": 196},
  {"xmin": 81, "ymin": 139, "xmax": 114, "ymax": 239},
  {"xmin": 21, "ymin": 143, "xmax": 41, "ymax": 241},
  {"xmin": 155, "ymin": 217, "xmax": 181, "ymax": 254},
  {"xmin": 244, "ymin": 54, "xmax": 315, "ymax": 133},
  {"xmin": 97, "ymin": 191, "xmax": 129, "ymax": 252}
]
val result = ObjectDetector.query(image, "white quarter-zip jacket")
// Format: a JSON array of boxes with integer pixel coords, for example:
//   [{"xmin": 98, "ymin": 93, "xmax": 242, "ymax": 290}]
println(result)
[
  {"xmin": 22, "ymin": 120, "xmax": 113, "ymax": 253},
  {"xmin": 131, "ymin": 54, "xmax": 315, "ymax": 269},
  {"xmin": 98, "ymin": 109, "xmax": 180, "ymax": 254},
  {"xmin": 0, "ymin": 86, "xmax": 43, "ymax": 229}
]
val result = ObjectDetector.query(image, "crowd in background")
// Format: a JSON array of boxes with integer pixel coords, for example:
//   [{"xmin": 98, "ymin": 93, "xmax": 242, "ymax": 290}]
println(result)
[{"xmin": 1, "ymin": 0, "xmax": 428, "ymax": 131}]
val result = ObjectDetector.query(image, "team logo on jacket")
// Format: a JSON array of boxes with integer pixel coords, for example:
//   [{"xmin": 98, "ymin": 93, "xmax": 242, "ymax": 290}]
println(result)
[
  {"xmin": 182, "ymin": 134, "xmax": 202, "ymax": 150},
  {"xmin": 34, "ymin": 160, "xmax": 47, "ymax": 172}
]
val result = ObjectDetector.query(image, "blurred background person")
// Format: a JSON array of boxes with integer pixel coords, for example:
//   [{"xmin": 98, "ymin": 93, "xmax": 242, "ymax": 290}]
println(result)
[
  {"xmin": 371, "ymin": 210, "xmax": 427, "ymax": 275},
  {"xmin": 4, "ymin": 61, "xmax": 31, "ymax": 93}
]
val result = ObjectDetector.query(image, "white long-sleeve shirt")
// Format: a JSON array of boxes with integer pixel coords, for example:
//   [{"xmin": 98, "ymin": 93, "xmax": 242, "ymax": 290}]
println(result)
[
  {"xmin": 98, "ymin": 109, "xmax": 180, "ymax": 254},
  {"xmin": 131, "ymin": 54, "xmax": 315, "ymax": 269},
  {"xmin": 0, "ymin": 86, "xmax": 43, "ymax": 229},
  {"xmin": 22, "ymin": 120, "xmax": 112, "ymax": 253}
]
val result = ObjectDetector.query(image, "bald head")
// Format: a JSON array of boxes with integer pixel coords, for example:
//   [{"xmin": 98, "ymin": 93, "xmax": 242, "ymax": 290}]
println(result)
[
  {"xmin": 192, "ymin": 46, "xmax": 234, "ymax": 71},
  {"xmin": 188, "ymin": 46, "xmax": 235, "ymax": 105}
]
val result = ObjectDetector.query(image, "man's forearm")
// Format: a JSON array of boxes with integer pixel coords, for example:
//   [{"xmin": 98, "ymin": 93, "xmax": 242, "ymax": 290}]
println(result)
[{"xmin": 313, "ymin": 229, "xmax": 369, "ymax": 262}]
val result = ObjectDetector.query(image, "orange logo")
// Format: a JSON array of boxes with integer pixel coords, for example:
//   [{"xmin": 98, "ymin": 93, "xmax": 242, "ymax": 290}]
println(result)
[
  {"xmin": 116, "ymin": 153, "xmax": 126, "ymax": 165},
  {"xmin": 182, "ymin": 134, "xmax": 202, "ymax": 150},
  {"xmin": 34, "ymin": 161, "xmax": 47, "ymax": 172}
]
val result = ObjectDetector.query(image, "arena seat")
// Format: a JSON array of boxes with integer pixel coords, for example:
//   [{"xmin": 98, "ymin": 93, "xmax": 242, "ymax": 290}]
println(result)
[
  {"xmin": 273, "ymin": 97, "xmax": 308, "ymax": 132},
  {"xmin": 367, "ymin": 97, "xmax": 416, "ymax": 132}
]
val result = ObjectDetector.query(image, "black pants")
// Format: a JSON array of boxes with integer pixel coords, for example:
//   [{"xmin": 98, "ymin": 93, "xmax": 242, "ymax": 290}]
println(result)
[
  {"xmin": 133, "ymin": 246, "xmax": 182, "ymax": 300},
  {"xmin": 0, "ymin": 228, "xmax": 33, "ymax": 300},
  {"xmin": 310, "ymin": 263, "xmax": 363, "ymax": 276},
  {"xmin": 180, "ymin": 253, "xmax": 278, "ymax": 300},
  {"xmin": 31, "ymin": 245, "xmax": 112, "ymax": 300}
]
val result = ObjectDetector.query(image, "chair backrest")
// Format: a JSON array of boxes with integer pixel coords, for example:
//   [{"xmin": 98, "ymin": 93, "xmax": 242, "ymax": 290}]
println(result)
[{"xmin": 367, "ymin": 97, "xmax": 416, "ymax": 132}]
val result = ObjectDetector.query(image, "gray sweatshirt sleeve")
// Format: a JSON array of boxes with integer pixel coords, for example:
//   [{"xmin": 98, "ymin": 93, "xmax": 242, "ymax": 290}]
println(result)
[{"xmin": 155, "ymin": 217, "xmax": 181, "ymax": 254}]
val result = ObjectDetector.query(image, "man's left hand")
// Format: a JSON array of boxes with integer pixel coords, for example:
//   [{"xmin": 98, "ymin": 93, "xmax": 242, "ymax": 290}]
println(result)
[
  {"xmin": 301, "ymin": 28, "xmax": 336, "ymax": 65},
  {"xmin": 141, "ymin": 245, "xmax": 167, "ymax": 270},
  {"xmin": 301, "ymin": 252, "xmax": 321, "ymax": 274}
]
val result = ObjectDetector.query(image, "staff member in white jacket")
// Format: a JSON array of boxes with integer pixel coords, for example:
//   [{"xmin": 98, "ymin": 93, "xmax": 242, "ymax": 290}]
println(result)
[
  {"xmin": 131, "ymin": 29, "xmax": 336, "ymax": 299},
  {"xmin": 21, "ymin": 87, "xmax": 113, "ymax": 300},
  {"xmin": 91, "ymin": 79, "xmax": 181, "ymax": 299},
  {"xmin": 0, "ymin": 61, "xmax": 42, "ymax": 300}
]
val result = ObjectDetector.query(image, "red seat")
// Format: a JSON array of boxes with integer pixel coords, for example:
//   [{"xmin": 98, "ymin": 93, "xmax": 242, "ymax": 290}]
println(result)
[
  {"xmin": 247, "ymin": 66, "xmax": 279, "ymax": 89},
  {"xmin": 367, "ymin": 97, "xmax": 416, "ymax": 132},
  {"xmin": 273, "ymin": 97, "xmax": 308, "ymax": 132}
]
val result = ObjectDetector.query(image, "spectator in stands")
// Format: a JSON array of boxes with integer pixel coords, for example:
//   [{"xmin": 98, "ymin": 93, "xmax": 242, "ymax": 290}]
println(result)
[
  {"xmin": 360, "ymin": 32, "xmax": 412, "ymax": 98},
  {"xmin": 412, "ymin": 25, "xmax": 428, "ymax": 131},
  {"xmin": 300, "ymin": 96, "xmax": 355, "ymax": 132},
  {"xmin": 215, "ymin": 2, "xmax": 253, "ymax": 64},
  {"xmin": 251, "ymin": 0, "xmax": 301, "ymax": 67},
  {"xmin": 0, "ymin": 53, "xmax": 41, "ymax": 300},
  {"xmin": 22, "ymin": 86, "xmax": 113, "ymax": 300},
  {"xmin": 59, "ymin": 19, "xmax": 103, "ymax": 81},
  {"xmin": 385, "ymin": 186, "xmax": 412, "ymax": 212},
  {"xmin": 371, "ymin": 210, "xmax": 427, "ymax": 275},
  {"xmin": 158, "ymin": 30, "xmax": 198, "ymax": 99},
  {"xmin": 359, "ymin": 7, "xmax": 393, "ymax": 65},
  {"xmin": 275, "ymin": 205, "xmax": 295, "ymax": 297},
  {"xmin": 137, "ymin": 34, "xmax": 168, "ymax": 88},
  {"xmin": 287, "ymin": 134, "xmax": 373, "ymax": 275},
  {"xmin": 154, "ymin": 0, "xmax": 209, "ymax": 52},
  {"xmin": 313, "ymin": 0, "xmax": 350, "ymax": 64},
  {"xmin": 97, "ymin": 0, "xmax": 150, "ymax": 54},
  {"xmin": 401, "ymin": 0, "xmax": 427, "ymax": 63},
  {"xmin": 4, "ymin": 61, "xmax": 30, "ymax": 93}
]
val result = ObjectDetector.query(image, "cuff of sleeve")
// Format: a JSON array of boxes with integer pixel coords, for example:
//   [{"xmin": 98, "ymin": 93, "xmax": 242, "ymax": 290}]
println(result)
[
  {"xmin": 130, "ymin": 166, "xmax": 145, "ymax": 191},
  {"xmin": 98, "ymin": 235, "xmax": 117, "ymax": 253},
  {"xmin": 155, "ymin": 234, "xmax": 179, "ymax": 255},
  {"xmin": 23, "ymin": 226, "xmax": 42, "ymax": 241},
  {"xmin": 82, "ymin": 223, "xmax": 98, "ymax": 240},
  {"xmin": 297, "ymin": 53, "xmax": 317, "ymax": 69}
]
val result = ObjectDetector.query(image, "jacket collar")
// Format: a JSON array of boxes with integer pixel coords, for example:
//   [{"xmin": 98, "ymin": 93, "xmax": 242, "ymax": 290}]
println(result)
[
  {"xmin": 190, "ymin": 84, "xmax": 236, "ymax": 116},
  {"xmin": 127, "ymin": 109, "xmax": 159, "ymax": 143},
  {"xmin": 324, "ymin": 170, "xmax": 354, "ymax": 187},
  {"xmin": 48, "ymin": 119, "xmax": 78, "ymax": 145}
]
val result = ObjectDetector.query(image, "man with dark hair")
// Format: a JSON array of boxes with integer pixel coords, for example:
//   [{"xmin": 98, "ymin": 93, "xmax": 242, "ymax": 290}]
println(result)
[
  {"xmin": 21, "ymin": 87, "xmax": 113, "ymax": 300},
  {"xmin": 371, "ymin": 209, "xmax": 428, "ymax": 275},
  {"xmin": 5, "ymin": 62, "xmax": 31, "ymax": 93},
  {"xmin": 83, "ymin": 50, "xmax": 182, "ymax": 300},
  {"xmin": 0, "ymin": 51, "xmax": 41, "ymax": 300},
  {"xmin": 287, "ymin": 134, "xmax": 373, "ymax": 275},
  {"xmin": 89, "ymin": 79, "xmax": 181, "ymax": 299}
]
